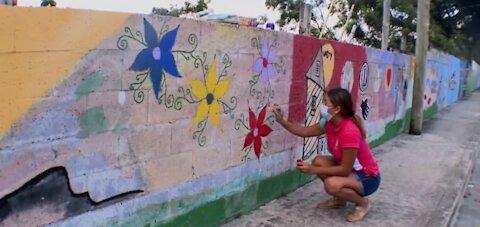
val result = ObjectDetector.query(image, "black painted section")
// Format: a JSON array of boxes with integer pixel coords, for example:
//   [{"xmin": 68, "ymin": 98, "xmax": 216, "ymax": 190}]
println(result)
[{"xmin": 0, "ymin": 167, "xmax": 140, "ymax": 225}]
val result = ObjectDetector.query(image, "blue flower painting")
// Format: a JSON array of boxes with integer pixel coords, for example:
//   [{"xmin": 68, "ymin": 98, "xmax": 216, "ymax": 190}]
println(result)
[{"xmin": 129, "ymin": 18, "xmax": 181, "ymax": 100}]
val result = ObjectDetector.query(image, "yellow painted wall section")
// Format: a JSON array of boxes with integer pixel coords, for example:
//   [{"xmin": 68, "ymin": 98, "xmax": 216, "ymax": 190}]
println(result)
[{"xmin": 0, "ymin": 7, "xmax": 130, "ymax": 138}]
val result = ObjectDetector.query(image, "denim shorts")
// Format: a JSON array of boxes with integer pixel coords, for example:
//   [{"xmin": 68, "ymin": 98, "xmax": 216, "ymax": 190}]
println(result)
[{"xmin": 354, "ymin": 171, "xmax": 381, "ymax": 196}]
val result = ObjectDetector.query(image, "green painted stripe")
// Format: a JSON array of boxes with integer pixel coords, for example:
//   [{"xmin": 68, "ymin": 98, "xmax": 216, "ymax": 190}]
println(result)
[
  {"xmin": 368, "ymin": 105, "xmax": 441, "ymax": 149},
  {"xmin": 369, "ymin": 109, "xmax": 411, "ymax": 149},
  {"xmin": 112, "ymin": 109, "xmax": 427, "ymax": 227},
  {"xmin": 158, "ymin": 170, "xmax": 314, "ymax": 227},
  {"xmin": 108, "ymin": 170, "xmax": 315, "ymax": 227},
  {"xmin": 423, "ymin": 103, "xmax": 438, "ymax": 120}
]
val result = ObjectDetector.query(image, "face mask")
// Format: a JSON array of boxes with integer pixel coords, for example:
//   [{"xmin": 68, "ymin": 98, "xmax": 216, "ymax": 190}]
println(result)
[{"xmin": 320, "ymin": 104, "xmax": 333, "ymax": 121}]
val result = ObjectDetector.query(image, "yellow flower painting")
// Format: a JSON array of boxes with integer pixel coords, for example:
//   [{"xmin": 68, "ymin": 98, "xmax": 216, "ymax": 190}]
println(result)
[{"xmin": 189, "ymin": 61, "xmax": 229, "ymax": 127}]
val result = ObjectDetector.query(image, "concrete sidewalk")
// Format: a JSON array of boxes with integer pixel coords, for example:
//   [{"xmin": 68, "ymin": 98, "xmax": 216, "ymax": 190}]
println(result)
[{"xmin": 223, "ymin": 92, "xmax": 480, "ymax": 227}]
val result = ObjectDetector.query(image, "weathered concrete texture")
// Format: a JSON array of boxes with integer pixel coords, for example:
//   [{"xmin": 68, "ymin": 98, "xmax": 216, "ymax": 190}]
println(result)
[
  {"xmin": 51, "ymin": 150, "xmax": 299, "ymax": 227},
  {"xmin": 0, "ymin": 167, "xmax": 139, "ymax": 227},
  {"xmin": 223, "ymin": 92, "xmax": 480, "ymax": 227},
  {"xmin": 451, "ymin": 105, "xmax": 480, "ymax": 227},
  {"xmin": 65, "ymin": 152, "xmax": 145, "ymax": 202},
  {"xmin": 1, "ymin": 7, "xmax": 480, "ymax": 226},
  {"xmin": 452, "ymin": 157, "xmax": 480, "ymax": 227}
]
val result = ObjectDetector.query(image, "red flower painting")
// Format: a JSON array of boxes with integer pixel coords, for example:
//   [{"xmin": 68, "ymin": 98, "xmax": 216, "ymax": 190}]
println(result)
[{"xmin": 242, "ymin": 106, "xmax": 273, "ymax": 159}]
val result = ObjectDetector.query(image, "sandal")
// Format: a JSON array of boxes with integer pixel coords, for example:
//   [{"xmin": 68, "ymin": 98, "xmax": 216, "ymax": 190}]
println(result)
[
  {"xmin": 316, "ymin": 197, "xmax": 347, "ymax": 209},
  {"xmin": 347, "ymin": 199, "xmax": 371, "ymax": 222}
]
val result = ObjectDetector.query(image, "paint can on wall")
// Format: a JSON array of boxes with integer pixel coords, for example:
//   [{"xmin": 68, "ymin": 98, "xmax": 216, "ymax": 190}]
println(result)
[{"xmin": 266, "ymin": 23, "xmax": 275, "ymax": 30}]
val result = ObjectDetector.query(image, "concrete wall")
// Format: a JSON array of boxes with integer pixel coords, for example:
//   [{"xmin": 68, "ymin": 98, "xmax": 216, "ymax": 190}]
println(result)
[
  {"xmin": 467, "ymin": 61, "xmax": 480, "ymax": 95},
  {"xmin": 1, "ymin": 7, "xmax": 479, "ymax": 226}
]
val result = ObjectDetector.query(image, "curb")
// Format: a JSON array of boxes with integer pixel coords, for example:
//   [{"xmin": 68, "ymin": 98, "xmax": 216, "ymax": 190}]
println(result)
[{"xmin": 444, "ymin": 129, "xmax": 480, "ymax": 227}]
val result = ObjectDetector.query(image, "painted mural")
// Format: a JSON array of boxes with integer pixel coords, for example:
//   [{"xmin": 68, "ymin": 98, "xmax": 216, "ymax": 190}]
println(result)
[
  {"xmin": 421, "ymin": 49, "xmax": 469, "ymax": 114},
  {"xmin": 355, "ymin": 48, "xmax": 414, "ymax": 142},
  {"xmin": 467, "ymin": 60, "xmax": 480, "ymax": 95},
  {"xmin": 0, "ymin": 7, "xmax": 478, "ymax": 227}
]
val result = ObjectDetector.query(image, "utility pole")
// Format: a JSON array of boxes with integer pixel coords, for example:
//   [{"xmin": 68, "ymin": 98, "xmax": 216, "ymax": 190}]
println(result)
[
  {"xmin": 400, "ymin": 34, "xmax": 407, "ymax": 52},
  {"xmin": 299, "ymin": 2, "xmax": 313, "ymax": 35},
  {"xmin": 410, "ymin": 0, "xmax": 431, "ymax": 135},
  {"xmin": 381, "ymin": 0, "xmax": 391, "ymax": 50}
]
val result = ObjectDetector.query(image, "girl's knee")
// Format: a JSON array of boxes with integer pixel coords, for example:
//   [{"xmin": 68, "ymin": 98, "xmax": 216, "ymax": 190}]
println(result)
[{"xmin": 324, "ymin": 178, "xmax": 341, "ymax": 195}]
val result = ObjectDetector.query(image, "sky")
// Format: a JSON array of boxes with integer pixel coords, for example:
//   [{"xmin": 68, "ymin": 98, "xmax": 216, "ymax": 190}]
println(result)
[
  {"xmin": 16, "ymin": 0, "xmax": 342, "ymax": 37},
  {"xmin": 18, "ymin": 0, "xmax": 281, "ymax": 22}
]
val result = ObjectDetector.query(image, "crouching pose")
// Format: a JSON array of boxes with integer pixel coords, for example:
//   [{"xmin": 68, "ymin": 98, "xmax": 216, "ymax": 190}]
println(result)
[{"xmin": 271, "ymin": 88, "xmax": 380, "ymax": 222}]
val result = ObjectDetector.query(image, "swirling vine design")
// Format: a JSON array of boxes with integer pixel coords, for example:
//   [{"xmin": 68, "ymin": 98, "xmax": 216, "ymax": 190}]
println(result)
[{"xmin": 193, "ymin": 118, "xmax": 208, "ymax": 147}]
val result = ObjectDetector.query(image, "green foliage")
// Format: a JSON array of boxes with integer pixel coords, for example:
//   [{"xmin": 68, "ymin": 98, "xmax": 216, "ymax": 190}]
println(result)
[
  {"xmin": 268, "ymin": 0, "xmax": 479, "ymax": 62},
  {"xmin": 340, "ymin": 0, "xmax": 416, "ymax": 52},
  {"xmin": 265, "ymin": 0, "xmax": 303, "ymax": 27},
  {"xmin": 151, "ymin": 0, "xmax": 478, "ymax": 62},
  {"xmin": 41, "ymin": 0, "xmax": 56, "ymax": 7},
  {"xmin": 152, "ymin": 0, "xmax": 208, "ymax": 17},
  {"xmin": 266, "ymin": 0, "xmax": 335, "ymax": 38},
  {"xmin": 265, "ymin": 0, "xmax": 324, "ymax": 25},
  {"xmin": 429, "ymin": 0, "xmax": 480, "ymax": 62},
  {"xmin": 341, "ymin": 0, "xmax": 479, "ymax": 61}
]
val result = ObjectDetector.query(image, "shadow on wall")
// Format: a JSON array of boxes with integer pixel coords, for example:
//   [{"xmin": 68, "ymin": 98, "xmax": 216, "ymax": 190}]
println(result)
[{"xmin": 0, "ymin": 167, "xmax": 141, "ymax": 226}]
